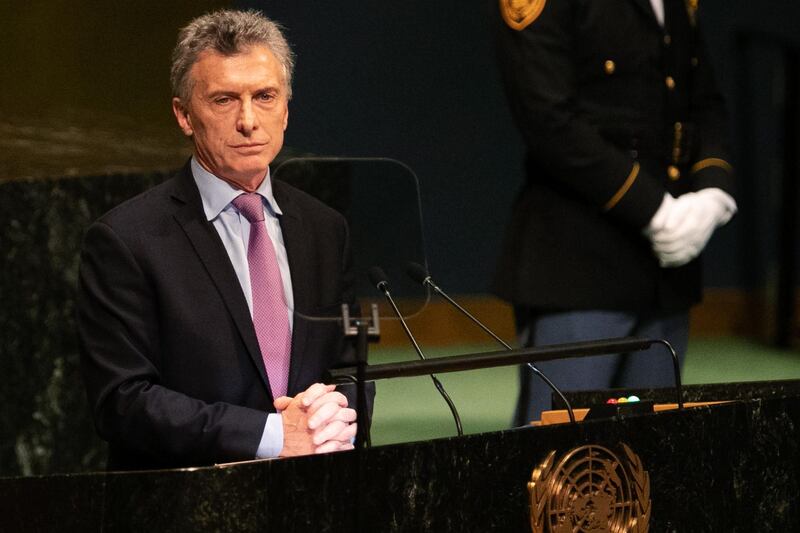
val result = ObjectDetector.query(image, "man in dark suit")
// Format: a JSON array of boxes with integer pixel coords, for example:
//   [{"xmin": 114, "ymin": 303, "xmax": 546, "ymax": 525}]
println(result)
[
  {"xmin": 492, "ymin": 0, "xmax": 737, "ymax": 424},
  {"xmin": 78, "ymin": 10, "xmax": 359, "ymax": 469}
]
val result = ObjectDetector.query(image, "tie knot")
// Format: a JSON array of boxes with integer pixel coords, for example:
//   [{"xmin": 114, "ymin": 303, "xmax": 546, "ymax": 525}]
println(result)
[{"xmin": 233, "ymin": 193, "xmax": 265, "ymax": 223}]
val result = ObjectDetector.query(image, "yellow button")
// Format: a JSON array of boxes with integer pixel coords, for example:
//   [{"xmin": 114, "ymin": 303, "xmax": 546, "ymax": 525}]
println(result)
[
  {"xmin": 664, "ymin": 34, "xmax": 672, "ymax": 45},
  {"xmin": 665, "ymin": 76, "xmax": 676, "ymax": 90},
  {"xmin": 691, "ymin": 57, "xmax": 699, "ymax": 67},
  {"xmin": 604, "ymin": 60, "xmax": 616, "ymax": 75},
  {"xmin": 668, "ymin": 165, "xmax": 681, "ymax": 180}
]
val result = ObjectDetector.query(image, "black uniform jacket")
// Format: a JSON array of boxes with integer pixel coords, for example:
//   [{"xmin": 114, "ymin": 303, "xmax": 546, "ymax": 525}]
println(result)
[
  {"xmin": 78, "ymin": 162, "xmax": 355, "ymax": 470},
  {"xmin": 492, "ymin": 0, "xmax": 735, "ymax": 312}
]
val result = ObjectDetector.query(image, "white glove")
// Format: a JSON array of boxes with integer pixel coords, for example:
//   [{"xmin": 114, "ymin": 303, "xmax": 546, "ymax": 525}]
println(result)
[{"xmin": 644, "ymin": 188, "xmax": 737, "ymax": 268}]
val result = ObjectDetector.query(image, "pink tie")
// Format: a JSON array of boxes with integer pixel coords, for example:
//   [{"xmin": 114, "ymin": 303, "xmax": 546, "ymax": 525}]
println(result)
[{"xmin": 232, "ymin": 193, "xmax": 291, "ymax": 398}]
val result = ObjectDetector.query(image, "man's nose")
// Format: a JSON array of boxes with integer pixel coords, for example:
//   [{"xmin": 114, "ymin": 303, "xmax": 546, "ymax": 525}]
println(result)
[{"xmin": 237, "ymin": 99, "xmax": 258, "ymax": 135}]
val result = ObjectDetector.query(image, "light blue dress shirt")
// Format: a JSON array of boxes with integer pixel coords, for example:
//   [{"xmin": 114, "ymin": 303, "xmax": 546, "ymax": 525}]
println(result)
[
  {"xmin": 649, "ymin": 0, "xmax": 664, "ymax": 26},
  {"xmin": 191, "ymin": 158, "xmax": 293, "ymax": 459}
]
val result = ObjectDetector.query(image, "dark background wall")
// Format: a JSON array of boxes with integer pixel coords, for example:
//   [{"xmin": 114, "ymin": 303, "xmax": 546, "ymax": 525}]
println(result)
[
  {"xmin": 239, "ymin": 0, "xmax": 524, "ymax": 293},
  {"xmin": 701, "ymin": 0, "xmax": 800, "ymax": 292},
  {"xmin": 0, "ymin": 0, "xmax": 216, "ymax": 180}
]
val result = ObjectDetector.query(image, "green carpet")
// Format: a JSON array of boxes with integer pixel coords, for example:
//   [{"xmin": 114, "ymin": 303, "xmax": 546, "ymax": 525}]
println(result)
[{"xmin": 367, "ymin": 337, "xmax": 800, "ymax": 446}]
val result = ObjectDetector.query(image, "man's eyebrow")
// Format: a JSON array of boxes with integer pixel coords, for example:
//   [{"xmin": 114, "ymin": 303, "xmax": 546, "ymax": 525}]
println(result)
[
  {"xmin": 205, "ymin": 85, "xmax": 282, "ymax": 96},
  {"xmin": 205, "ymin": 90, "xmax": 239, "ymax": 98},
  {"xmin": 255, "ymin": 84, "xmax": 282, "ymax": 92}
]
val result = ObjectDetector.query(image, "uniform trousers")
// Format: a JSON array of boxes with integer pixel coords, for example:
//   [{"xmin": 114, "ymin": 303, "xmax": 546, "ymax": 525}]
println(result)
[{"xmin": 513, "ymin": 309, "xmax": 689, "ymax": 426}]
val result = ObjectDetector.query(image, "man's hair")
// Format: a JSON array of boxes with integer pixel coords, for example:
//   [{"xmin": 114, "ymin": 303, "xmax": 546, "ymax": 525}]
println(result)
[{"xmin": 170, "ymin": 9, "xmax": 295, "ymax": 103}]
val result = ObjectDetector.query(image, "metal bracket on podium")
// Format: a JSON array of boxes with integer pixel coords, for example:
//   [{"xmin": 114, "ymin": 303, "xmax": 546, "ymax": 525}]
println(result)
[
  {"xmin": 339, "ymin": 303, "xmax": 381, "ymax": 449},
  {"xmin": 341, "ymin": 303, "xmax": 381, "ymax": 339}
]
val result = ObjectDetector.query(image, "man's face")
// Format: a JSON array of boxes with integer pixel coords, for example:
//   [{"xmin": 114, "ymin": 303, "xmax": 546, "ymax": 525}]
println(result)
[{"xmin": 172, "ymin": 44, "xmax": 289, "ymax": 190}]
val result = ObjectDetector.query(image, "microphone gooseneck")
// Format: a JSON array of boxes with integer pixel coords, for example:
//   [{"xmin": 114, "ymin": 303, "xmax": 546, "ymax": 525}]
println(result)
[
  {"xmin": 368, "ymin": 266, "xmax": 464, "ymax": 436},
  {"xmin": 405, "ymin": 262, "xmax": 576, "ymax": 424},
  {"xmin": 408, "ymin": 263, "xmax": 512, "ymax": 350}
]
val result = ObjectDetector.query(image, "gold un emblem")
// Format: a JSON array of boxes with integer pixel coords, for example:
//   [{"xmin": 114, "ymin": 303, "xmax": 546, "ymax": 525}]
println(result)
[{"xmin": 528, "ymin": 444, "xmax": 651, "ymax": 533}]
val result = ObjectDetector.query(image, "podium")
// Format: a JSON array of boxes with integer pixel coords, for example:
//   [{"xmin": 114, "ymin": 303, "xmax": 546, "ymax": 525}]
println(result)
[{"xmin": 1, "ymin": 379, "xmax": 798, "ymax": 532}]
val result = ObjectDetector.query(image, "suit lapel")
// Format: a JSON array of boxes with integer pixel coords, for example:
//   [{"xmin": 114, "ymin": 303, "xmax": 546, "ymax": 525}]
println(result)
[
  {"xmin": 628, "ymin": 0, "xmax": 662, "ymax": 28},
  {"xmin": 169, "ymin": 164, "xmax": 273, "ymax": 397},
  {"xmin": 273, "ymin": 180, "xmax": 314, "ymax": 395}
]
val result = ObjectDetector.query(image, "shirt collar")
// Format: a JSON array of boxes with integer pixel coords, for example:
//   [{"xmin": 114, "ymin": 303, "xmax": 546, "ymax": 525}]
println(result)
[{"xmin": 191, "ymin": 157, "xmax": 283, "ymax": 221}]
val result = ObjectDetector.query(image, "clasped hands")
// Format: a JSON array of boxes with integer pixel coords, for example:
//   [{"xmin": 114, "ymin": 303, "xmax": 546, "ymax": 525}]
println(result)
[
  {"xmin": 274, "ymin": 383, "xmax": 357, "ymax": 457},
  {"xmin": 644, "ymin": 188, "xmax": 736, "ymax": 268}
]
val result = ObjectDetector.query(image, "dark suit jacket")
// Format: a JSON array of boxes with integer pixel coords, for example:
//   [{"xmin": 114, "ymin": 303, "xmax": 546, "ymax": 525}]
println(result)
[
  {"xmin": 492, "ymin": 0, "xmax": 735, "ymax": 312},
  {"xmin": 78, "ymin": 162, "xmax": 356, "ymax": 470}
]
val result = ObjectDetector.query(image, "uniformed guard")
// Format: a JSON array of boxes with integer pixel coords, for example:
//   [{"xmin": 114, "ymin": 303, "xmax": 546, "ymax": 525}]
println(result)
[{"xmin": 493, "ymin": 0, "xmax": 737, "ymax": 424}]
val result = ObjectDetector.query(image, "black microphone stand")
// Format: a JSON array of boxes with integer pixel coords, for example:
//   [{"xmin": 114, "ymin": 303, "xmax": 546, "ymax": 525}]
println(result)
[
  {"xmin": 369, "ymin": 267, "xmax": 464, "ymax": 437},
  {"xmin": 340, "ymin": 303, "xmax": 380, "ymax": 449},
  {"xmin": 338, "ymin": 303, "xmax": 380, "ymax": 533},
  {"xmin": 406, "ymin": 262, "xmax": 576, "ymax": 423}
]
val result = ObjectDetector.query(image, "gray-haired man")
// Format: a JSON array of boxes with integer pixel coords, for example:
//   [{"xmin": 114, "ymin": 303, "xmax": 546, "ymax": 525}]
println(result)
[{"xmin": 79, "ymin": 10, "xmax": 359, "ymax": 469}]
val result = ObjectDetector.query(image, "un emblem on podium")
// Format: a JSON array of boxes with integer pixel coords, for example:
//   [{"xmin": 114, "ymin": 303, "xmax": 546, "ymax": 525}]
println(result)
[{"xmin": 528, "ymin": 444, "xmax": 651, "ymax": 533}]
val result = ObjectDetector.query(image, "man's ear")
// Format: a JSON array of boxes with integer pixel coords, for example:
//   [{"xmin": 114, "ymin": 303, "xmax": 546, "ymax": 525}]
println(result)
[{"xmin": 172, "ymin": 97, "xmax": 194, "ymax": 137}]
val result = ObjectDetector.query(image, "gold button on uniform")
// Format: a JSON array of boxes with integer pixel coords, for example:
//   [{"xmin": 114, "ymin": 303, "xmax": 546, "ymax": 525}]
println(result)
[
  {"xmin": 668, "ymin": 165, "xmax": 681, "ymax": 180},
  {"xmin": 665, "ymin": 76, "xmax": 676, "ymax": 90},
  {"xmin": 691, "ymin": 57, "xmax": 699, "ymax": 67},
  {"xmin": 604, "ymin": 60, "xmax": 615, "ymax": 75},
  {"xmin": 663, "ymin": 34, "xmax": 672, "ymax": 45}
]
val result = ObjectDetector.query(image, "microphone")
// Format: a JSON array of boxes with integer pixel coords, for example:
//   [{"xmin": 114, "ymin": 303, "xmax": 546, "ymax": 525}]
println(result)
[
  {"xmin": 368, "ymin": 266, "xmax": 464, "ymax": 436},
  {"xmin": 405, "ymin": 262, "xmax": 576, "ymax": 424}
]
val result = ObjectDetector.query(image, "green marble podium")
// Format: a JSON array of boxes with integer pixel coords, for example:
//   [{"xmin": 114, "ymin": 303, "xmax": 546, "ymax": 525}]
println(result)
[{"xmin": 1, "ymin": 380, "xmax": 798, "ymax": 532}]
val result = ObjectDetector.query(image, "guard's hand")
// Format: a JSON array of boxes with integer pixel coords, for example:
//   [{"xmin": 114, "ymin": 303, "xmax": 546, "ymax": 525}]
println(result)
[
  {"xmin": 645, "ymin": 188, "xmax": 736, "ymax": 268},
  {"xmin": 644, "ymin": 192, "xmax": 676, "ymax": 237}
]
